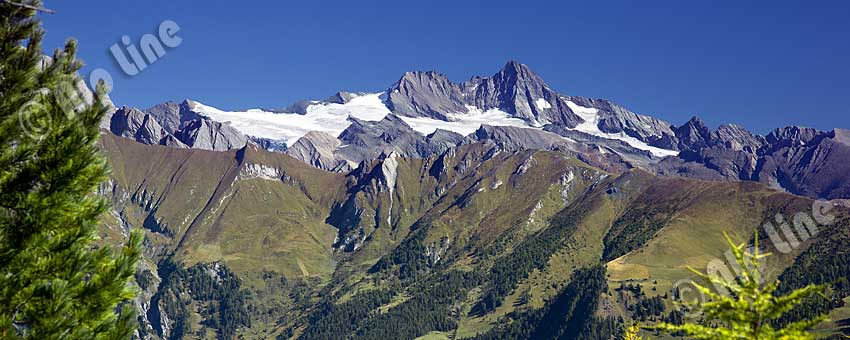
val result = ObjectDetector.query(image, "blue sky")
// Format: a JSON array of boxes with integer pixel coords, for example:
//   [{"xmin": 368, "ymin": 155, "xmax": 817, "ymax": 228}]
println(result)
[{"xmin": 39, "ymin": 0, "xmax": 849, "ymax": 133}]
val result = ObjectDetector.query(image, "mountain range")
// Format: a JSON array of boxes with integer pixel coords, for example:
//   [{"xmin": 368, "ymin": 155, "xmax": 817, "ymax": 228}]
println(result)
[
  {"xmin": 92, "ymin": 61, "xmax": 850, "ymax": 339},
  {"xmin": 106, "ymin": 61, "xmax": 850, "ymax": 200}
]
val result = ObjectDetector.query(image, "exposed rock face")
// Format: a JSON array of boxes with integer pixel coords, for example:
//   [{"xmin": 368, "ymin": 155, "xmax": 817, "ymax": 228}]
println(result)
[
  {"xmin": 472, "ymin": 125, "xmax": 569, "ymax": 152},
  {"xmin": 144, "ymin": 100, "xmax": 200, "ymax": 134},
  {"xmin": 335, "ymin": 114, "xmax": 465, "ymax": 166},
  {"xmin": 323, "ymin": 91, "xmax": 365, "ymax": 104},
  {"xmin": 108, "ymin": 104, "xmax": 246, "ymax": 151},
  {"xmin": 657, "ymin": 117, "xmax": 850, "ymax": 199},
  {"xmin": 715, "ymin": 124, "xmax": 766, "ymax": 152},
  {"xmin": 420, "ymin": 129, "xmax": 467, "ymax": 156},
  {"xmin": 380, "ymin": 151, "xmax": 400, "ymax": 195},
  {"xmin": 280, "ymin": 100, "xmax": 313, "ymax": 114},
  {"xmin": 566, "ymin": 96, "xmax": 678, "ymax": 149},
  {"xmin": 248, "ymin": 136, "xmax": 288, "ymax": 153},
  {"xmin": 386, "ymin": 71, "xmax": 468, "ymax": 120},
  {"xmin": 674, "ymin": 116, "xmax": 716, "ymax": 151},
  {"xmin": 174, "ymin": 118, "xmax": 248, "ymax": 151},
  {"xmin": 472, "ymin": 125, "xmax": 635, "ymax": 173},
  {"xmin": 286, "ymin": 131, "xmax": 349, "ymax": 171},
  {"xmin": 464, "ymin": 61, "xmax": 582, "ymax": 127},
  {"xmin": 543, "ymin": 124, "xmax": 656, "ymax": 169},
  {"xmin": 159, "ymin": 134, "xmax": 188, "ymax": 148},
  {"xmin": 110, "ymin": 107, "xmax": 167, "ymax": 146},
  {"xmin": 282, "ymin": 115, "xmax": 466, "ymax": 173},
  {"xmin": 658, "ymin": 117, "xmax": 770, "ymax": 181},
  {"xmin": 756, "ymin": 127, "xmax": 850, "ymax": 199},
  {"xmin": 386, "ymin": 61, "xmax": 583, "ymax": 127}
]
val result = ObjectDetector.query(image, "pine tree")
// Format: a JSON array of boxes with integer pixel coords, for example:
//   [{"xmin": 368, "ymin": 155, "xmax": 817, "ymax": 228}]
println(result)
[
  {"xmin": 656, "ymin": 232, "xmax": 826, "ymax": 340},
  {"xmin": 0, "ymin": 1, "xmax": 142, "ymax": 339}
]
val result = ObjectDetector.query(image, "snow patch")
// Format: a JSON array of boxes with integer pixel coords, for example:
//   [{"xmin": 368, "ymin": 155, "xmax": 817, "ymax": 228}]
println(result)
[
  {"xmin": 565, "ymin": 100, "xmax": 678, "ymax": 157},
  {"xmin": 535, "ymin": 98, "xmax": 552, "ymax": 110},
  {"xmin": 240, "ymin": 163, "xmax": 281, "ymax": 180},
  {"xmin": 381, "ymin": 153, "xmax": 400, "ymax": 195},
  {"xmin": 399, "ymin": 105, "xmax": 531, "ymax": 136},
  {"xmin": 381, "ymin": 153, "xmax": 400, "ymax": 227},
  {"xmin": 191, "ymin": 93, "xmax": 391, "ymax": 146}
]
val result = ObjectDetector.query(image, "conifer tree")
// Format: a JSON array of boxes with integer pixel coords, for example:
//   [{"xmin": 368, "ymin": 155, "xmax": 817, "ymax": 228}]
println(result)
[
  {"xmin": 0, "ymin": 1, "xmax": 142, "ymax": 339},
  {"xmin": 656, "ymin": 232, "xmax": 826, "ymax": 340}
]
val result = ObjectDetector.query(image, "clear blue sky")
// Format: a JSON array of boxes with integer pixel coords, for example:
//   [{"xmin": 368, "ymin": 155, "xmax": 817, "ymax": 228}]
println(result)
[{"xmin": 39, "ymin": 0, "xmax": 849, "ymax": 133}]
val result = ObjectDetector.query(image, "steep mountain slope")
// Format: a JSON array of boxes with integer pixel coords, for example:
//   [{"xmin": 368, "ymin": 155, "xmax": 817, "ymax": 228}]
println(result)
[
  {"xmin": 95, "ymin": 131, "xmax": 850, "ymax": 339},
  {"xmin": 109, "ymin": 102, "xmax": 247, "ymax": 152},
  {"xmin": 96, "ymin": 134, "xmax": 619, "ymax": 339},
  {"xmin": 99, "ymin": 133, "xmax": 346, "ymax": 278},
  {"xmin": 110, "ymin": 106, "xmax": 174, "ymax": 146},
  {"xmin": 144, "ymin": 100, "xmax": 201, "ymax": 134},
  {"xmin": 292, "ymin": 166, "xmax": 850, "ymax": 340},
  {"xmin": 386, "ymin": 61, "xmax": 583, "ymax": 128}
]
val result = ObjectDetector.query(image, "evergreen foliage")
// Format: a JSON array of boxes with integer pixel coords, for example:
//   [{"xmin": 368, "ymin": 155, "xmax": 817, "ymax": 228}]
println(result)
[
  {"xmin": 473, "ymin": 265, "xmax": 617, "ymax": 340},
  {"xmin": 602, "ymin": 204, "xmax": 673, "ymax": 262},
  {"xmin": 0, "ymin": 1, "xmax": 142, "ymax": 339},
  {"xmin": 474, "ymin": 205, "xmax": 590, "ymax": 314},
  {"xmin": 656, "ymin": 232, "xmax": 827, "ymax": 339},
  {"xmin": 149, "ymin": 260, "xmax": 251, "ymax": 340},
  {"xmin": 772, "ymin": 225, "xmax": 850, "ymax": 333}
]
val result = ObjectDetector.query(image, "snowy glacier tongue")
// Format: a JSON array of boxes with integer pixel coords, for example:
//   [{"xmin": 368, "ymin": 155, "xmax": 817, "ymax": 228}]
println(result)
[
  {"xmin": 191, "ymin": 93, "xmax": 392, "ymax": 145},
  {"xmin": 398, "ymin": 106, "xmax": 531, "ymax": 136},
  {"xmin": 189, "ymin": 93, "xmax": 678, "ymax": 158},
  {"xmin": 190, "ymin": 93, "xmax": 538, "ymax": 146},
  {"xmin": 565, "ymin": 100, "xmax": 678, "ymax": 157}
]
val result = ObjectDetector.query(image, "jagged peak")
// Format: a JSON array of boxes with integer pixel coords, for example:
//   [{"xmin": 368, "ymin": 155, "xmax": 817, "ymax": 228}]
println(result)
[
  {"xmin": 495, "ymin": 60, "xmax": 545, "ymax": 84},
  {"xmin": 180, "ymin": 99, "xmax": 199, "ymax": 111},
  {"xmin": 116, "ymin": 105, "xmax": 145, "ymax": 114},
  {"xmin": 766, "ymin": 125, "xmax": 822, "ymax": 144},
  {"xmin": 393, "ymin": 70, "xmax": 452, "ymax": 86},
  {"xmin": 501, "ymin": 60, "xmax": 530, "ymax": 74},
  {"xmin": 145, "ymin": 100, "xmax": 180, "ymax": 109},
  {"xmin": 345, "ymin": 115, "xmax": 369, "ymax": 126},
  {"xmin": 678, "ymin": 115, "xmax": 713, "ymax": 136},
  {"xmin": 426, "ymin": 128, "xmax": 463, "ymax": 139},
  {"xmin": 377, "ymin": 113, "xmax": 410, "ymax": 126},
  {"xmin": 716, "ymin": 122, "xmax": 747, "ymax": 131},
  {"xmin": 684, "ymin": 115, "xmax": 708, "ymax": 128}
]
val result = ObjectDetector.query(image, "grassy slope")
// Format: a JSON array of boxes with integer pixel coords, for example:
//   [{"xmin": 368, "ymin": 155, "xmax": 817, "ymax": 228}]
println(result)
[
  {"xmin": 99, "ymin": 134, "xmax": 348, "ymax": 281},
  {"xmin": 453, "ymin": 170, "xmax": 836, "ymax": 338},
  {"xmin": 97, "ymin": 135, "xmax": 848, "ymax": 339}
]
